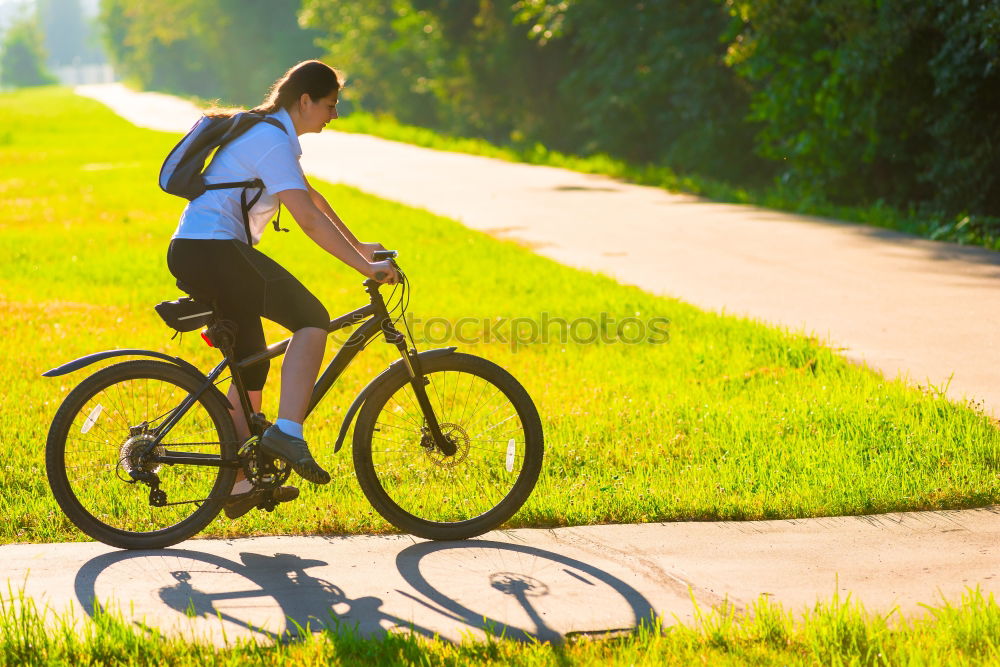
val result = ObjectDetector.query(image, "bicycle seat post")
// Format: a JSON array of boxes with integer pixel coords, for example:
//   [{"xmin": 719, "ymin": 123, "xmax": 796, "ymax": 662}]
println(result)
[{"xmin": 204, "ymin": 318, "xmax": 258, "ymax": 436}]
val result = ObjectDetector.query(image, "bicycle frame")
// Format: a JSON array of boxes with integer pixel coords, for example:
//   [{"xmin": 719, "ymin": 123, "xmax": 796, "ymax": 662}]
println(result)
[{"xmin": 146, "ymin": 278, "xmax": 456, "ymax": 472}]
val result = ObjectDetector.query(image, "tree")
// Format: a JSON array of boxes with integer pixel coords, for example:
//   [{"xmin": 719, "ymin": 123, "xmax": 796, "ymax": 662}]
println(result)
[
  {"xmin": 100, "ymin": 0, "xmax": 322, "ymax": 107},
  {"xmin": 38, "ymin": 0, "xmax": 105, "ymax": 67},
  {"xmin": 725, "ymin": 0, "xmax": 1000, "ymax": 216},
  {"xmin": 0, "ymin": 15, "xmax": 57, "ymax": 88},
  {"xmin": 302, "ymin": 0, "xmax": 760, "ymax": 177}
]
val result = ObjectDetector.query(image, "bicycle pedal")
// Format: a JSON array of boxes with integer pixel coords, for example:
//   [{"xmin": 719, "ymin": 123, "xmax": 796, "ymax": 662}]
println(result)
[{"xmin": 254, "ymin": 496, "xmax": 276, "ymax": 512}]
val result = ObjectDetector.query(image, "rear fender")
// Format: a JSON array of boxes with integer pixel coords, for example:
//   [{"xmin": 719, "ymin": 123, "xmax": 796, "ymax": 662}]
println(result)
[{"xmin": 42, "ymin": 349, "xmax": 232, "ymax": 409}]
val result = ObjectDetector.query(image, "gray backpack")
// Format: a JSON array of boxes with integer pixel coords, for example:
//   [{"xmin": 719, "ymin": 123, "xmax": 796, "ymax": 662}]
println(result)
[{"xmin": 159, "ymin": 112, "xmax": 287, "ymax": 243}]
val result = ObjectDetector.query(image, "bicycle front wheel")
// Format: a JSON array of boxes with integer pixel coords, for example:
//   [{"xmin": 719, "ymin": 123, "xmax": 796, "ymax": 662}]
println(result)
[
  {"xmin": 353, "ymin": 352, "xmax": 543, "ymax": 540},
  {"xmin": 45, "ymin": 360, "xmax": 238, "ymax": 549}
]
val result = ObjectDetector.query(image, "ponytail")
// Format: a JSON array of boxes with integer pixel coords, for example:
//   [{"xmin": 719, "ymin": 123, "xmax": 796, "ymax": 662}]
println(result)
[
  {"xmin": 205, "ymin": 60, "xmax": 344, "ymax": 118},
  {"xmin": 250, "ymin": 60, "xmax": 344, "ymax": 115}
]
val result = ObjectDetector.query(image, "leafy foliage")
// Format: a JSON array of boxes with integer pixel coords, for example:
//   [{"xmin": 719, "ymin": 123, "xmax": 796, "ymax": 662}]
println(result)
[
  {"xmin": 726, "ymin": 0, "xmax": 1000, "ymax": 217},
  {"xmin": 100, "ymin": 0, "xmax": 322, "ymax": 107},
  {"xmin": 98, "ymin": 0, "xmax": 1000, "ymax": 227},
  {"xmin": 0, "ymin": 14, "xmax": 57, "ymax": 89},
  {"xmin": 515, "ymin": 0, "xmax": 761, "ymax": 180},
  {"xmin": 301, "ymin": 0, "xmax": 760, "ymax": 180},
  {"xmin": 300, "ymin": 0, "xmax": 577, "ymax": 146}
]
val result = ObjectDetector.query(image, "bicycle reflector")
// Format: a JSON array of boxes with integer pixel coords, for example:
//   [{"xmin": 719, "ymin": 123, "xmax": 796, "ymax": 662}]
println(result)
[{"xmin": 201, "ymin": 330, "xmax": 215, "ymax": 348}]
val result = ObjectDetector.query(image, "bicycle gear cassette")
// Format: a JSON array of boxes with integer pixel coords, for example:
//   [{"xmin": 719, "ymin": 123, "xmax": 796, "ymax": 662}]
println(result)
[{"xmin": 119, "ymin": 432, "xmax": 164, "ymax": 478}]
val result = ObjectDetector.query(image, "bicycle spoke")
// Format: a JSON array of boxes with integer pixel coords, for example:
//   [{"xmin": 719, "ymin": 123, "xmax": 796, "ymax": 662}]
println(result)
[
  {"xmin": 373, "ymin": 421, "xmax": 423, "ymax": 436},
  {"xmin": 464, "ymin": 387, "xmax": 508, "ymax": 425},
  {"xmin": 386, "ymin": 394, "xmax": 423, "ymax": 429},
  {"xmin": 472, "ymin": 412, "xmax": 519, "ymax": 440},
  {"xmin": 59, "ymin": 369, "xmax": 231, "ymax": 537},
  {"xmin": 367, "ymin": 365, "xmax": 533, "ymax": 525}
]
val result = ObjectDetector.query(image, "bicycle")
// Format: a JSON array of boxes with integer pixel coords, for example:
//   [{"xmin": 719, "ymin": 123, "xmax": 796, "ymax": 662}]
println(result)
[{"xmin": 43, "ymin": 251, "xmax": 544, "ymax": 550}]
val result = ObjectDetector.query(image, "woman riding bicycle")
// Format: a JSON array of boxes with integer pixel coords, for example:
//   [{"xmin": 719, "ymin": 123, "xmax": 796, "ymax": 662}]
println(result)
[{"xmin": 166, "ymin": 60, "xmax": 399, "ymax": 519}]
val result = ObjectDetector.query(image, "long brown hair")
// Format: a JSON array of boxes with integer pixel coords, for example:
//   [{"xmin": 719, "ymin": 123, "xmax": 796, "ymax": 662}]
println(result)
[{"xmin": 206, "ymin": 60, "xmax": 344, "ymax": 118}]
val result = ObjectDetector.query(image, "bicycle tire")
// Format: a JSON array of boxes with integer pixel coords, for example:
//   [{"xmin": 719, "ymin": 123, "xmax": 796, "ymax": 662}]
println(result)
[
  {"xmin": 353, "ymin": 352, "xmax": 543, "ymax": 540},
  {"xmin": 46, "ymin": 360, "xmax": 238, "ymax": 549}
]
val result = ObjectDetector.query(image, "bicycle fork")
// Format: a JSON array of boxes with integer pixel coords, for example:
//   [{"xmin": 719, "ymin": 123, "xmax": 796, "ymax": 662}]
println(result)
[
  {"xmin": 371, "ymin": 289, "xmax": 457, "ymax": 458},
  {"xmin": 397, "ymin": 341, "xmax": 458, "ymax": 457}
]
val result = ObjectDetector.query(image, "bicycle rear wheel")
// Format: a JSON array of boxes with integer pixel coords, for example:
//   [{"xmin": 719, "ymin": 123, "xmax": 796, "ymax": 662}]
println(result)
[
  {"xmin": 353, "ymin": 353, "xmax": 543, "ymax": 540},
  {"xmin": 45, "ymin": 360, "xmax": 238, "ymax": 549}
]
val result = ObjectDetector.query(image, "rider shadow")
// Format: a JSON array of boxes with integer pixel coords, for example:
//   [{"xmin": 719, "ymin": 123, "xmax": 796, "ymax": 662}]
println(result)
[
  {"xmin": 72, "ymin": 539, "xmax": 660, "ymax": 644},
  {"xmin": 394, "ymin": 539, "xmax": 659, "ymax": 643},
  {"xmin": 74, "ymin": 549, "xmax": 438, "ymax": 643}
]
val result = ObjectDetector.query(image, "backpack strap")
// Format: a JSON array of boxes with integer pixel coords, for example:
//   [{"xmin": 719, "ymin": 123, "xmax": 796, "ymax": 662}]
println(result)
[
  {"xmin": 237, "ymin": 179, "xmax": 265, "ymax": 245},
  {"xmin": 202, "ymin": 116, "xmax": 288, "ymax": 245},
  {"xmin": 208, "ymin": 178, "xmax": 288, "ymax": 244},
  {"xmin": 204, "ymin": 180, "xmax": 262, "ymax": 190}
]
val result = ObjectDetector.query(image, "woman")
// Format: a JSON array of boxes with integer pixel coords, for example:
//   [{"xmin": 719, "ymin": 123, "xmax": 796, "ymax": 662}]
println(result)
[{"xmin": 167, "ymin": 60, "xmax": 399, "ymax": 519}]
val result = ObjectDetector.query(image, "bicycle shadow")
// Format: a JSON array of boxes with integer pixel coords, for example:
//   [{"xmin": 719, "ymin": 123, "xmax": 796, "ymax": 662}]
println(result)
[
  {"xmin": 73, "ymin": 548, "xmax": 438, "ymax": 642},
  {"xmin": 72, "ymin": 538, "xmax": 660, "ymax": 644},
  {"xmin": 394, "ymin": 539, "xmax": 659, "ymax": 643}
]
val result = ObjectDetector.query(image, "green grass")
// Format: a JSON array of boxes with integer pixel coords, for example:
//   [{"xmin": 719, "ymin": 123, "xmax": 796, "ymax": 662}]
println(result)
[
  {"xmin": 334, "ymin": 110, "xmax": 1000, "ymax": 252},
  {"xmin": 1, "ymin": 85, "xmax": 999, "ymax": 545},
  {"xmin": 3, "ymin": 586, "xmax": 1000, "ymax": 665}
]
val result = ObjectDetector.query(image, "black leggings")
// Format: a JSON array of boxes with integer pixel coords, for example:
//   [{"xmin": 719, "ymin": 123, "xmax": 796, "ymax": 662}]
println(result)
[{"xmin": 167, "ymin": 239, "xmax": 329, "ymax": 390}]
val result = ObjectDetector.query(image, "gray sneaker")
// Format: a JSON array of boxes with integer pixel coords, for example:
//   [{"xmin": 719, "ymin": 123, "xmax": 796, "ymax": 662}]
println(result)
[{"xmin": 259, "ymin": 425, "xmax": 331, "ymax": 485}]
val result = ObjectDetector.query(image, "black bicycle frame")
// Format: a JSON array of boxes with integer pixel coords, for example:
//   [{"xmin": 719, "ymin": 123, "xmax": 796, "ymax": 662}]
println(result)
[{"xmin": 146, "ymin": 278, "xmax": 453, "ymax": 469}]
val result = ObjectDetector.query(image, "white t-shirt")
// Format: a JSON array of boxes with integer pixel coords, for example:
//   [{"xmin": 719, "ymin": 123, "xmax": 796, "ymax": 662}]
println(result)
[{"xmin": 171, "ymin": 107, "xmax": 307, "ymax": 245}]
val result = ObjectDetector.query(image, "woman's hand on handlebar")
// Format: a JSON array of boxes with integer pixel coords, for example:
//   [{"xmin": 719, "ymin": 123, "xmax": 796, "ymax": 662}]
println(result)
[
  {"xmin": 366, "ymin": 260, "xmax": 400, "ymax": 284},
  {"xmin": 358, "ymin": 241, "xmax": 387, "ymax": 261}
]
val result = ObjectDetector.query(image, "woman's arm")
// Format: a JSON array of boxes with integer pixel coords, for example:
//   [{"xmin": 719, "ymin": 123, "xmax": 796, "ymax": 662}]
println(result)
[
  {"xmin": 307, "ymin": 182, "xmax": 361, "ymax": 248},
  {"xmin": 277, "ymin": 188, "xmax": 397, "ymax": 282},
  {"xmin": 306, "ymin": 182, "xmax": 386, "ymax": 261}
]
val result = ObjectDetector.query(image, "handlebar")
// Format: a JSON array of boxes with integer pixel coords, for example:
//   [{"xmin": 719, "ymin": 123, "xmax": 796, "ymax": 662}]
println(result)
[{"xmin": 372, "ymin": 250, "xmax": 399, "ymax": 283}]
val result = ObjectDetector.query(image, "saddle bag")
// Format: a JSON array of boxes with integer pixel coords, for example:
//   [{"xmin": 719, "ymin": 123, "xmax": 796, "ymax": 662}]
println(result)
[{"xmin": 154, "ymin": 297, "xmax": 215, "ymax": 332}]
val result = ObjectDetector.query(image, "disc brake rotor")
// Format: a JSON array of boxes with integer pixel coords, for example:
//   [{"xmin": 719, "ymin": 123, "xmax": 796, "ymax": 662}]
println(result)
[{"xmin": 420, "ymin": 422, "xmax": 471, "ymax": 467}]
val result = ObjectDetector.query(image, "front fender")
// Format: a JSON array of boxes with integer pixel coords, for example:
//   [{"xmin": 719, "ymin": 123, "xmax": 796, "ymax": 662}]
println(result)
[
  {"xmin": 42, "ymin": 349, "xmax": 232, "ymax": 409},
  {"xmin": 333, "ymin": 347, "xmax": 457, "ymax": 453}
]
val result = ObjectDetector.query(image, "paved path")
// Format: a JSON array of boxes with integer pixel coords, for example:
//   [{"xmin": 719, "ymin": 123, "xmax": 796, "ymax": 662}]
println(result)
[
  {"xmin": 3, "ymin": 84, "xmax": 995, "ymax": 645},
  {"xmin": 6, "ymin": 510, "xmax": 999, "ymax": 644}
]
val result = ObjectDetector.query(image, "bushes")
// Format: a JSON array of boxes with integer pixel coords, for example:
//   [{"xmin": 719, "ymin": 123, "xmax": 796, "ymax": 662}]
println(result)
[
  {"xmin": 517, "ymin": 0, "xmax": 762, "ymax": 181},
  {"xmin": 300, "ymin": 0, "xmax": 762, "ymax": 181},
  {"xmin": 100, "ymin": 0, "xmax": 322, "ymax": 108},
  {"xmin": 302, "ymin": 0, "xmax": 1000, "ymax": 220},
  {"xmin": 0, "ymin": 16, "xmax": 57, "ymax": 89},
  {"xmin": 726, "ymin": 0, "xmax": 1000, "ymax": 218},
  {"xmin": 97, "ymin": 0, "xmax": 1000, "ymax": 223}
]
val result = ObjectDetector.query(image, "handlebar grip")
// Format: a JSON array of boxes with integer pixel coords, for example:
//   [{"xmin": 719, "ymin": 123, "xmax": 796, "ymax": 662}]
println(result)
[{"xmin": 374, "ymin": 271, "xmax": 388, "ymax": 282}]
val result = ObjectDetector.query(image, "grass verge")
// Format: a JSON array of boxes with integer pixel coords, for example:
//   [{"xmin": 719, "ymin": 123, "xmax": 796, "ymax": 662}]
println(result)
[
  {"xmin": 2, "ymin": 587, "xmax": 999, "ymax": 665},
  {"xmin": 1, "ymin": 86, "xmax": 999, "ymax": 544}
]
